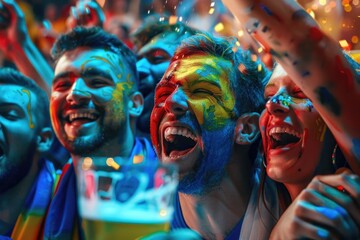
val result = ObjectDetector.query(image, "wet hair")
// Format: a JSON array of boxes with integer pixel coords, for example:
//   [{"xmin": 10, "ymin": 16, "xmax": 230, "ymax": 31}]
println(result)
[
  {"xmin": 51, "ymin": 26, "xmax": 139, "ymax": 89},
  {"xmin": 0, "ymin": 68, "xmax": 50, "ymax": 127},
  {"xmin": 132, "ymin": 14, "xmax": 200, "ymax": 52},
  {"xmin": 172, "ymin": 32, "xmax": 271, "ymax": 117}
]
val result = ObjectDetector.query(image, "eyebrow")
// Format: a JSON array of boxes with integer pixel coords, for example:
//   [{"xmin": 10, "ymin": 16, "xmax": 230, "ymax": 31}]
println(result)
[
  {"xmin": 189, "ymin": 79, "xmax": 222, "ymax": 89},
  {"xmin": 53, "ymin": 69, "xmax": 114, "ymax": 84}
]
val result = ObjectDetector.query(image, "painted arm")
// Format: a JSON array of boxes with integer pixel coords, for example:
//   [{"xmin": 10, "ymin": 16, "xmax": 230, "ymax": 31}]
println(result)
[
  {"xmin": 222, "ymin": 0, "xmax": 360, "ymax": 173},
  {"xmin": 0, "ymin": 0, "xmax": 53, "ymax": 96},
  {"xmin": 270, "ymin": 172, "xmax": 360, "ymax": 239}
]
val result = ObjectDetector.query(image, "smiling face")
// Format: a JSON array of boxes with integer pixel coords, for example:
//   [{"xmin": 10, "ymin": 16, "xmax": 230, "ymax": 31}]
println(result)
[
  {"xmin": 150, "ymin": 53, "xmax": 237, "ymax": 194},
  {"xmin": 0, "ymin": 84, "xmax": 39, "ymax": 193},
  {"xmin": 260, "ymin": 65, "xmax": 329, "ymax": 185},
  {"xmin": 136, "ymin": 32, "xmax": 188, "ymax": 134},
  {"xmin": 51, "ymin": 47, "xmax": 135, "ymax": 156}
]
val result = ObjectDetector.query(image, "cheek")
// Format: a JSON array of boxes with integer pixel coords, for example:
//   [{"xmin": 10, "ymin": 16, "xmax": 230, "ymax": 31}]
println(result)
[{"xmin": 150, "ymin": 107, "xmax": 164, "ymax": 151}]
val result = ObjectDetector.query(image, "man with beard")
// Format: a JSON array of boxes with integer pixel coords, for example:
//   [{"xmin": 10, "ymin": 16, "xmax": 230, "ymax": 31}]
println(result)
[
  {"xmin": 150, "ymin": 33, "xmax": 271, "ymax": 239},
  {"xmin": 0, "ymin": 68, "xmax": 56, "ymax": 239},
  {"xmin": 132, "ymin": 15, "xmax": 199, "ymax": 139},
  {"xmin": 43, "ymin": 27, "xmax": 157, "ymax": 239}
]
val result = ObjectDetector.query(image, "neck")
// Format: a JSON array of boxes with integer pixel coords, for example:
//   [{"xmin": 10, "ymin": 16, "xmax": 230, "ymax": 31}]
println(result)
[
  {"xmin": 283, "ymin": 182, "xmax": 308, "ymax": 201},
  {"xmin": 71, "ymin": 133, "xmax": 136, "ymax": 169},
  {"xmin": 0, "ymin": 157, "xmax": 39, "ymax": 235},
  {"xmin": 179, "ymin": 146, "xmax": 253, "ymax": 239}
]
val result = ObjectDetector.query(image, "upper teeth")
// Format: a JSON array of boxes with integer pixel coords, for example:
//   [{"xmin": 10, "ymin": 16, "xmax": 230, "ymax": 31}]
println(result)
[
  {"xmin": 269, "ymin": 127, "xmax": 301, "ymax": 138},
  {"xmin": 164, "ymin": 127, "xmax": 197, "ymax": 142},
  {"xmin": 69, "ymin": 113, "xmax": 97, "ymax": 122}
]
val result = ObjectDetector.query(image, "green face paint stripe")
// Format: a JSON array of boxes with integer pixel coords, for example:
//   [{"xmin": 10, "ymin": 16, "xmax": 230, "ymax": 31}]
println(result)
[{"xmin": 21, "ymin": 89, "xmax": 35, "ymax": 129}]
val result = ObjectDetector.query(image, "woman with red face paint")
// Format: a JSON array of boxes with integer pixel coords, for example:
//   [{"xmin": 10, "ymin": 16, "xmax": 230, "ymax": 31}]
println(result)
[{"xmin": 221, "ymin": 0, "xmax": 360, "ymax": 239}]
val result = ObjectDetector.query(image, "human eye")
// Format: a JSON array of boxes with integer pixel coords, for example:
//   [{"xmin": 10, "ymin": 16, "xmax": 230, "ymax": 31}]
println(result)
[
  {"xmin": 292, "ymin": 88, "xmax": 307, "ymax": 99},
  {"xmin": 155, "ymin": 86, "xmax": 174, "ymax": 107},
  {"xmin": 147, "ymin": 50, "xmax": 171, "ymax": 64},
  {"xmin": 192, "ymin": 88, "xmax": 215, "ymax": 96},
  {"xmin": 89, "ymin": 78, "xmax": 112, "ymax": 88},
  {"xmin": 0, "ymin": 108, "xmax": 20, "ymax": 120},
  {"xmin": 53, "ymin": 79, "xmax": 72, "ymax": 91}
]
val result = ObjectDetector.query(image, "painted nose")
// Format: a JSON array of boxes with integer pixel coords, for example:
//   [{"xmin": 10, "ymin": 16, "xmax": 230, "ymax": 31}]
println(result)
[
  {"xmin": 66, "ymin": 78, "xmax": 91, "ymax": 105},
  {"xmin": 164, "ymin": 88, "xmax": 188, "ymax": 116},
  {"xmin": 266, "ymin": 93, "xmax": 290, "ymax": 116}
]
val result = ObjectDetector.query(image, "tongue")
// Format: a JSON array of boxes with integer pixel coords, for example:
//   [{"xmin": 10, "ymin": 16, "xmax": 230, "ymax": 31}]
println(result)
[
  {"xmin": 169, "ymin": 149, "xmax": 192, "ymax": 158},
  {"xmin": 71, "ymin": 119, "xmax": 94, "ymax": 126}
]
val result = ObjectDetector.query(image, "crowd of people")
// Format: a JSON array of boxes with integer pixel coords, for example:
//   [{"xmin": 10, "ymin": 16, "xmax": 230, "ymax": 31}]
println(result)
[{"xmin": 0, "ymin": 0, "xmax": 359, "ymax": 239}]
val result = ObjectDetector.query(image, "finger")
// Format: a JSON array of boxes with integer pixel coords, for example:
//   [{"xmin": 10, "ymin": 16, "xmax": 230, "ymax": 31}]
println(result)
[
  {"xmin": 314, "ymin": 174, "xmax": 360, "ymax": 209},
  {"xmin": 308, "ymin": 176, "xmax": 360, "ymax": 228},
  {"xmin": 296, "ymin": 200, "xmax": 358, "ymax": 239},
  {"xmin": 287, "ymin": 216, "xmax": 335, "ymax": 240}
]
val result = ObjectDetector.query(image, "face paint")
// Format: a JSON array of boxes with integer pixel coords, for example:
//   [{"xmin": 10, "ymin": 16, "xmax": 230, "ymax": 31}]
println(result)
[
  {"xmin": 260, "ymin": 64, "xmax": 331, "ymax": 187},
  {"xmin": 51, "ymin": 48, "xmax": 135, "ymax": 155},
  {"xmin": 21, "ymin": 89, "xmax": 35, "ymax": 129},
  {"xmin": 150, "ymin": 54, "xmax": 238, "ymax": 194}
]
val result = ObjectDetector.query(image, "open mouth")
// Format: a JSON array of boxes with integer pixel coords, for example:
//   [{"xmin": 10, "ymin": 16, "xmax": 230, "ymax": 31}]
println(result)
[
  {"xmin": 163, "ymin": 126, "xmax": 197, "ymax": 158},
  {"xmin": 269, "ymin": 127, "xmax": 301, "ymax": 149},
  {"xmin": 65, "ymin": 111, "xmax": 99, "ymax": 125}
]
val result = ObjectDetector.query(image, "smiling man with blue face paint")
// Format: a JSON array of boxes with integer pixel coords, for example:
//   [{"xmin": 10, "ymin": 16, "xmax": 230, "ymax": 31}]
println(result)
[
  {"xmin": 151, "ymin": 33, "xmax": 270, "ymax": 239},
  {"xmin": 43, "ymin": 27, "xmax": 157, "ymax": 239}
]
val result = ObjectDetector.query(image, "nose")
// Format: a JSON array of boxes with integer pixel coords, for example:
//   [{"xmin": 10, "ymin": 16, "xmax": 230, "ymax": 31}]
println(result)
[
  {"xmin": 266, "ymin": 93, "xmax": 291, "ymax": 116},
  {"xmin": 164, "ymin": 88, "xmax": 188, "ymax": 116},
  {"xmin": 66, "ymin": 78, "xmax": 91, "ymax": 105}
]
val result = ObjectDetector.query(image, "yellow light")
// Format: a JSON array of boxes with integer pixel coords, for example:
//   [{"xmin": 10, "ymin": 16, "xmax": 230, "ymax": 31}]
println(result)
[
  {"xmin": 238, "ymin": 30, "xmax": 244, "ymax": 37},
  {"xmin": 339, "ymin": 39, "xmax": 350, "ymax": 50},
  {"xmin": 209, "ymin": 8, "xmax": 215, "ymax": 14},
  {"xmin": 214, "ymin": 22, "xmax": 224, "ymax": 32},
  {"xmin": 351, "ymin": 36, "xmax": 359, "ymax": 43},
  {"xmin": 319, "ymin": 0, "xmax": 327, "ymax": 6},
  {"xmin": 307, "ymin": 9, "xmax": 316, "ymax": 19},
  {"xmin": 257, "ymin": 47, "xmax": 263, "ymax": 53},
  {"xmin": 344, "ymin": 4, "xmax": 352, "ymax": 11},
  {"xmin": 235, "ymin": 41, "xmax": 241, "ymax": 46},
  {"xmin": 133, "ymin": 155, "xmax": 144, "ymax": 164},
  {"xmin": 82, "ymin": 157, "xmax": 93, "ymax": 170},
  {"xmin": 258, "ymin": 64, "xmax": 263, "ymax": 72},
  {"xmin": 169, "ymin": 15, "xmax": 178, "ymax": 25},
  {"xmin": 106, "ymin": 158, "xmax": 120, "ymax": 170}
]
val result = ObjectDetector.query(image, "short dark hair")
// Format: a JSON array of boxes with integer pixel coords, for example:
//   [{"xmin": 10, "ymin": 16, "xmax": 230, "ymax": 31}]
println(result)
[
  {"xmin": 173, "ymin": 33, "xmax": 270, "ymax": 117},
  {"xmin": 51, "ymin": 26, "xmax": 139, "ymax": 89},
  {"xmin": 132, "ymin": 14, "xmax": 200, "ymax": 52},
  {"xmin": 0, "ymin": 68, "xmax": 50, "ymax": 127}
]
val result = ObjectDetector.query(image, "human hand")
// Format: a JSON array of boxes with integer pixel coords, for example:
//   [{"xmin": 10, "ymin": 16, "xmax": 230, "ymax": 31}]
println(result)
[
  {"xmin": 0, "ymin": 0, "xmax": 29, "ymax": 57},
  {"xmin": 270, "ymin": 172, "xmax": 360, "ymax": 239},
  {"xmin": 66, "ymin": 0, "xmax": 105, "ymax": 31}
]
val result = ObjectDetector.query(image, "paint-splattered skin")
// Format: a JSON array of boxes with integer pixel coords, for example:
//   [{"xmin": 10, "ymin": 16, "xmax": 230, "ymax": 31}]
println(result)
[
  {"xmin": 51, "ymin": 47, "xmax": 136, "ymax": 158},
  {"xmin": 222, "ymin": 0, "xmax": 360, "ymax": 174}
]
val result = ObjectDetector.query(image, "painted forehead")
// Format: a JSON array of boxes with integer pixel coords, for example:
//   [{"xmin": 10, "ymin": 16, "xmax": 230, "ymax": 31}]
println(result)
[
  {"xmin": 138, "ymin": 32, "xmax": 181, "ymax": 56},
  {"xmin": 164, "ymin": 54, "xmax": 233, "ymax": 85}
]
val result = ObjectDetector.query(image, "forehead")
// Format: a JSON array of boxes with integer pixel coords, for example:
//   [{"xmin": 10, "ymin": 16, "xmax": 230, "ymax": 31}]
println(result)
[
  {"xmin": 137, "ymin": 32, "xmax": 181, "ymax": 56},
  {"xmin": 164, "ymin": 54, "xmax": 233, "ymax": 84},
  {"xmin": 267, "ymin": 65, "xmax": 292, "ymax": 87},
  {"xmin": 54, "ymin": 47, "xmax": 123, "ymax": 74},
  {"xmin": 0, "ymin": 84, "xmax": 36, "ymax": 107}
]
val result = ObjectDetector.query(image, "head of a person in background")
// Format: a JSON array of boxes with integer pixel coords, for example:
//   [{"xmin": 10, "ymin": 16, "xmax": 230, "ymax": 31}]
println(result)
[
  {"xmin": 132, "ymin": 15, "xmax": 199, "ymax": 135},
  {"xmin": 0, "ymin": 68, "xmax": 53, "ymax": 193},
  {"xmin": 260, "ymin": 63, "xmax": 337, "ymax": 194},
  {"xmin": 150, "ymin": 33, "xmax": 269, "ymax": 195},
  {"xmin": 50, "ymin": 26, "xmax": 144, "ymax": 159}
]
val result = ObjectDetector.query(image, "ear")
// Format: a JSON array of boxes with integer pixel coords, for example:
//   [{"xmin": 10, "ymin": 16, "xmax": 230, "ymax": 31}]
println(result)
[
  {"xmin": 128, "ymin": 91, "xmax": 144, "ymax": 118},
  {"xmin": 37, "ymin": 127, "xmax": 54, "ymax": 153},
  {"xmin": 234, "ymin": 112, "xmax": 260, "ymax": 145}
]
